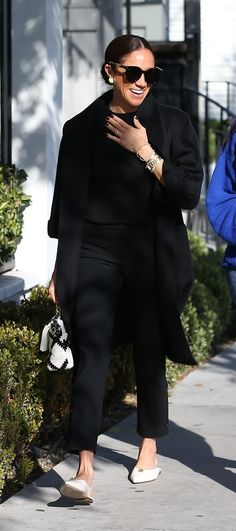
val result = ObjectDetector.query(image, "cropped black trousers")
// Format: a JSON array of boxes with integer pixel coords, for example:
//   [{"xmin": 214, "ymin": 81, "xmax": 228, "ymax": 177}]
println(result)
[{"xmin": 66, "ymin": 222, "xmax": 168, "ymax": 453}]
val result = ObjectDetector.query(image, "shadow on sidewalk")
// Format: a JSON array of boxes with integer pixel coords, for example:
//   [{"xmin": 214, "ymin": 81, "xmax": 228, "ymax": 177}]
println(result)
[
  {"xmin": 158, "ymin": 420, "xmax": 236, "ymax": 493},
  {"xmin": 99, "ymin": 416, "xmax": 236, "ymax": 494},
  {"xmin": 30, "ymin": 415, "xmax": 235, "ymax": 509}
]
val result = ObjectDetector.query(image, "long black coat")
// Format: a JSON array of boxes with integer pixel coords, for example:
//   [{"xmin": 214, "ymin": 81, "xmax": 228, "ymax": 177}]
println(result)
[{"xmin": 48, "ymin": 90, "xmax": 203, "ymax": 366}]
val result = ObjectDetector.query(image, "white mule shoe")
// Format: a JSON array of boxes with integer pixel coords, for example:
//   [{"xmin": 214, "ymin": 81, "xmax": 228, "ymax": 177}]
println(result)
[
  {"xmin": 60, "ymin": 478, "xmax": 93, "ymax": 503},
  {"xmin": 130, "ymin": 466, "xmax": 162, "ymax": 484}
]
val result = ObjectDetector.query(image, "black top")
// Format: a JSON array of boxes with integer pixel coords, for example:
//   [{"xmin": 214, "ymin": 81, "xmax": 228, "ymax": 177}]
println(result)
[{"xmin": 85, "ymin": 108, "xmax": 154, "ymax": 223}]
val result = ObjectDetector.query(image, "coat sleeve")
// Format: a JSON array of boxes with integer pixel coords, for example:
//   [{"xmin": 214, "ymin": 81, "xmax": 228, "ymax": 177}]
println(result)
[
  {"xmin": 206, "ymin": 134, "xmax": 236, "ymax": 245},
  {"xmin": 48, "ymin": 122, "xmax": 69, "ymax": 239},
  {"xmin": 152, "ymin": 113, "xmax": 203, "ymax": 211}
]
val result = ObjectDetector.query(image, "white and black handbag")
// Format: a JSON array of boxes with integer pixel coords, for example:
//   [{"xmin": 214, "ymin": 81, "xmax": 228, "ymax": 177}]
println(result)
[{"xmin": 40, "ymin": 307, "xmax": 74, "ymax": 371}]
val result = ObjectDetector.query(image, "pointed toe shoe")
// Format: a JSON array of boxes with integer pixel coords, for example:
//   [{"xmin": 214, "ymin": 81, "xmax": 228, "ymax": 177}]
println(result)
[
  {"xmin": 60, "ymin": 478, "xmax": 93, "ymax": 503},
  {"xmin": 130, "ymin": 466, "xmax": 162, "ymax": 484}
]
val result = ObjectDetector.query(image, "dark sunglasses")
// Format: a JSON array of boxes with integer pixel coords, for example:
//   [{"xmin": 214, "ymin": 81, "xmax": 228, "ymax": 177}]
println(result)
[{"xmin": 109, "ymin": 61, "xmax": 163, "ymax": 85}]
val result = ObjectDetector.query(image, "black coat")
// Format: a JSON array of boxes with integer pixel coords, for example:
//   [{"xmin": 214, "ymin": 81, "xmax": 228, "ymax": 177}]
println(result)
[{"xmin": 48, "ymin": 90, "xmax": 203, "ymax": 365}]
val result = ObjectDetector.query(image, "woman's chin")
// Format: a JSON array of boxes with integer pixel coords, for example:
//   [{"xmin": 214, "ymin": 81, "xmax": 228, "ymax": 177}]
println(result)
[
  {"xmin": 128, "ymin": 93, "xmax": 147, "ymax": 107},
  {"xmin": 122, "ymin": 96, "xmax": 145, "ymax": 111}
]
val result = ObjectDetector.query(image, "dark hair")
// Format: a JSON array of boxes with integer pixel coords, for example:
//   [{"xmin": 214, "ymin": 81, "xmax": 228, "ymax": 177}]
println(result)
[
  {"xmin": 227, "ymin": 118, "xmax": 236, "ymax": 140},
  {"xmin": 101, "ymin": 34, "xmax": 155, "ymax": 84},
  {"xmin": 223, "ymin": 117, "xmax": 236, "ymax": 148}
]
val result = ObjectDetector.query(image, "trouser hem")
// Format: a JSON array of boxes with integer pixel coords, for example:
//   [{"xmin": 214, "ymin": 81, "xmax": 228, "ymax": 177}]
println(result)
[
  {"xmin": 64, "ymin": 443, "xmax": 97, "ymax": 455},
  {"xmin": 137, "ymin": 426, "xmax": 169, "ymax": 439}
]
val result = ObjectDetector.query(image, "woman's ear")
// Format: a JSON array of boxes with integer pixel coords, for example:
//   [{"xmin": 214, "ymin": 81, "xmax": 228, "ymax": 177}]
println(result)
[{"xmin": 105, "ymin": 64, "xmax": 114, "ymax": 84}]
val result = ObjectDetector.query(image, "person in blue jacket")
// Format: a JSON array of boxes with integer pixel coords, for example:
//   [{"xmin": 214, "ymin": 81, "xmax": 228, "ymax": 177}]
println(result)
[{"xmin": 206, "ymin": 119, "xmax": 236, "ymax": 302}]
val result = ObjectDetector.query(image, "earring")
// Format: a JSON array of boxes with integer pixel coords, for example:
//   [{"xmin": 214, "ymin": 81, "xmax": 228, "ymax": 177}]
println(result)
[{"xmin": 108, "ymin": 76, "xmax": 114, "ymax": 84}]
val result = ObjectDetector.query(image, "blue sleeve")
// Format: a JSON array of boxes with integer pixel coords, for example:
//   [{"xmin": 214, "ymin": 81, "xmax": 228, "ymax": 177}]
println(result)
[{"xmin": 206, "ymin": 133, "xmax": 236, "ymax": 245}]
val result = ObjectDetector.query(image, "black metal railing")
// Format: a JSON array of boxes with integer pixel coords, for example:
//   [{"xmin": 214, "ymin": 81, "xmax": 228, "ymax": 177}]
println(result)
[
  {"xmin": 184, "ymin": 86, "xmax": 236, "ymax": 245},
  {"xmin": 203, "ymin": 81, "xmax": 236, "ymax": 116},
  {"xmin": 156, "ymin": 85, "xmax": 235, "ymax": 184},
  {"xmin": 156, "ymin": 84, "xmax": 236, "ymax": 245},
  {"xmin": 184, "ymin": 87, "xmax": 235, "ymax": 187}
]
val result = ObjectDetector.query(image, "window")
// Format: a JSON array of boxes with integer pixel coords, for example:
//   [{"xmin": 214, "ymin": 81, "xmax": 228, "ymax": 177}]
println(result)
[{"xmin": 123, "ymin": 0, "xmax": 167, "ymax": 40}]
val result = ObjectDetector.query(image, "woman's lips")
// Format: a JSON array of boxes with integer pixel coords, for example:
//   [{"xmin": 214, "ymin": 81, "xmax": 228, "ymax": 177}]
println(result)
[{"xmin": 129, "ymin": 88, "xmax": 145, "ymax": 97}]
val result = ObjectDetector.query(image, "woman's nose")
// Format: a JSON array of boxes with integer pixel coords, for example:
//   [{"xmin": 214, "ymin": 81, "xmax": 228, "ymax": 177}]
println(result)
[{"xmin": 136, "ymin": 73, "xmax": 146, "ymax": 86}]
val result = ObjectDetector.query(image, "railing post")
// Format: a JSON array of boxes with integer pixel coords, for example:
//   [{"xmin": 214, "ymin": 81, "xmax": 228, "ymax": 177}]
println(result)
[
  {"xmin": 226, "ymin": 81, "xmax": 230, "ymax": 111},
  {"xmin": 180, "ymin": 85, "xmax": 235, "ymax": 245},
  {"xmin": 204, "ymin": 94, "xmax": 210, "ymax": 242},
  {"xmin": 220, "ymin": 107, "xmax": 224, "ymax": 138},
  {"xmin": 204, "ymin": 94, "xmax": 209, "ymax": 189},
  {"xmin": 0, "ymin": 0, "xmax": 12, "ymax": 164},
  {"xmin": 126, "ymin": 0, "xmax": 131, "ymax": 34}
]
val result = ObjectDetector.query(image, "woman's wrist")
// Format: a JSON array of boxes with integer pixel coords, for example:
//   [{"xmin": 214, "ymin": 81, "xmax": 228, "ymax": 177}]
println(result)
[
  {"xmin": 152, "ymin": 160, "xmax": 165, "ymax": 185},
  {"xmin": 136, "ymin": 142, "xmax": 154, "ymax": 162},
  {"xmin": 145, "ymin": 153, "xmax": 163, "ymax": 173},
  {"xmin": 136, "ymin": 141, "xmax": 165, "ymax": 184}
]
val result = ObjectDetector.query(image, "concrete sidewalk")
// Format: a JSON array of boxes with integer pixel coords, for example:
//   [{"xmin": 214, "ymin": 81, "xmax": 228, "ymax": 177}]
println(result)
[{"xmin": 1, "ymin": 344, "xmax": 236, "ymax": 531}]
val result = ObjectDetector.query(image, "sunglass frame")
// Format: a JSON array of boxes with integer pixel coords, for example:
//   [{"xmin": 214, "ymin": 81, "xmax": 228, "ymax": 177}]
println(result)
[{"xmin": 109, "ymin": 62, "xmax": 163, "ymax": 85}]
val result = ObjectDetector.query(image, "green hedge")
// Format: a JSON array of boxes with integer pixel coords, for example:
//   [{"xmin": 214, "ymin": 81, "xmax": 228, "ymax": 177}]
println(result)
[
  {"xmin": 0, "ymin": 232, "xmax": 235, "ymax": 499},
  {"xmin": 0, "ymin": 165, "xmax": 31, "ymax": 264}
]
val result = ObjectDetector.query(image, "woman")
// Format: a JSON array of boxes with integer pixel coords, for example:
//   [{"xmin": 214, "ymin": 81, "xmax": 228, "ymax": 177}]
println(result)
[
  {"xmin": 206, "ymin": 119, "xmax": 236, "ymax": 302},
  {"xmin": 48, "ymin": 34, "xmax": 203, "ymax": 503}
]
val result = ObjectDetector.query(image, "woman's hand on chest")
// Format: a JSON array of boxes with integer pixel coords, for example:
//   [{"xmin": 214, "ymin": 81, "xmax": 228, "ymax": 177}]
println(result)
[{"xmin": 106, "ymin": 114, "xmax": 149, "ymax": 155}]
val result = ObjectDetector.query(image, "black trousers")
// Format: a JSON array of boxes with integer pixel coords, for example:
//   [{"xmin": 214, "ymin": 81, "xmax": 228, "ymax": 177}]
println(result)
[{"xmin": 66, "ymin": 222, "xmax": 168, "ymax": 453}]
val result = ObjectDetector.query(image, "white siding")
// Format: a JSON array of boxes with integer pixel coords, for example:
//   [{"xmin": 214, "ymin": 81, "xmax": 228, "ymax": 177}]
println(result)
[
  {"xmin": 200, "ymin": 0, "xmax": 236, "ymax": 112},
  {"xmin": 62, "ymin": 0, "xmax": 122, "ymax": 121},
  {"xmin": 11, "ymin": 0, "xmax": 63, "ymax": 285},
  {"xmin": 123, "ymin": 4, "xmax": 166, "ymax": 41},
  {"xmin": 169, "ymin": 0, "xmax": 185, "ymax": 41},
  {"xmin": 62, "ymin": 2, "xmax": 167, "ymax": 122},
  {"xmin": 5, "ymin": 0, "xmax": 236, "ymax": 300}
]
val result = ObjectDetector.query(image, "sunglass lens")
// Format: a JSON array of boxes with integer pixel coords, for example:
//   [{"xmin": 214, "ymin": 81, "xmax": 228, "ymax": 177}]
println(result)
[
  {"xmin": 145, "ymin": 68, "xmax": 162, "ymax": 85},
  {"xmin": 124, "ymin": 66, "xmax": 162, "ymax": 84},
  {"xmin": 125, "ymin": 66, "xmax": 141, "ymax": 83}
]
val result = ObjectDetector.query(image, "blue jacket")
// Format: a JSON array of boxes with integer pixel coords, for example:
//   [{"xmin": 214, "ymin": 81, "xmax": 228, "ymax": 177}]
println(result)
[{"xmin": 206, "ymin": 131, "xmax": 236, "ymax": 268}]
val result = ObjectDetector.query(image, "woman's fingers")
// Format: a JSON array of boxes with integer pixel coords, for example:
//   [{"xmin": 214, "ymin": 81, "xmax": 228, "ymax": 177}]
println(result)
[
  {"xmin": 107, "ymin": 114, "xmax": 137, "ymax": 132},
  {"xmin": 106, "ymin": 131, "xmax": 121, "ymax": 143},
  {"xmin": 106, "ymin": 122, "xmax": 121, "ymax": 137},
  {"xmin": 133, "ymin": 115, "xmax": 143, "ymax": 129},
  {"xmin": 106, "ymin": 116, "xmax": 126, "ymax": 137},
  {"xmin": 106, "ymin": 114, "xmax": 148, "ymax": 153}
]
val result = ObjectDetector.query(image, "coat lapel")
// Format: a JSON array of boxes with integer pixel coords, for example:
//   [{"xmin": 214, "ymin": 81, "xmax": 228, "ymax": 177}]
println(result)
[{"xmin": 136, "ymin": 93, "xmax": 170, "ymax": 159}]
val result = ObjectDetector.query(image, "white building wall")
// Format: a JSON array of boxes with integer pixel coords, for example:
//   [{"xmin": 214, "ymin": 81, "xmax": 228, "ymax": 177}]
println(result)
[
  {"xmin": 11, "ymin": 0, "xmax": 63, "ymax": 286},
  {"xmin": 1, "ymin": 0, "xmax": 123, "ymax": 300},
  {"xmin": 201, "ymin": 0, "xmax": 236, "ymax": 83},
  {"xmin": 124, "ymin": 4, "xmax": 166, "ymax": 40},
  {"xmin": 169, "ymin": 0, "xmax": 236, "ymax": 113},
  {"xmin": 62, "ymin": 0, "xmax": 122, "ymax": 122},
  {"xmin": 169, "ymin": 0, "xmax": 185, "ymax": 41},
  {"xmin": 200, "ymin": 0, "xmax": 236, "ymax": 113},
  {"xmin": 4, "ymin": 0, "xmax": 236, "ymax": 300},
  {"xmin": 62, "ymin": 1, "xmax": 167, "ymax": 122}
]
